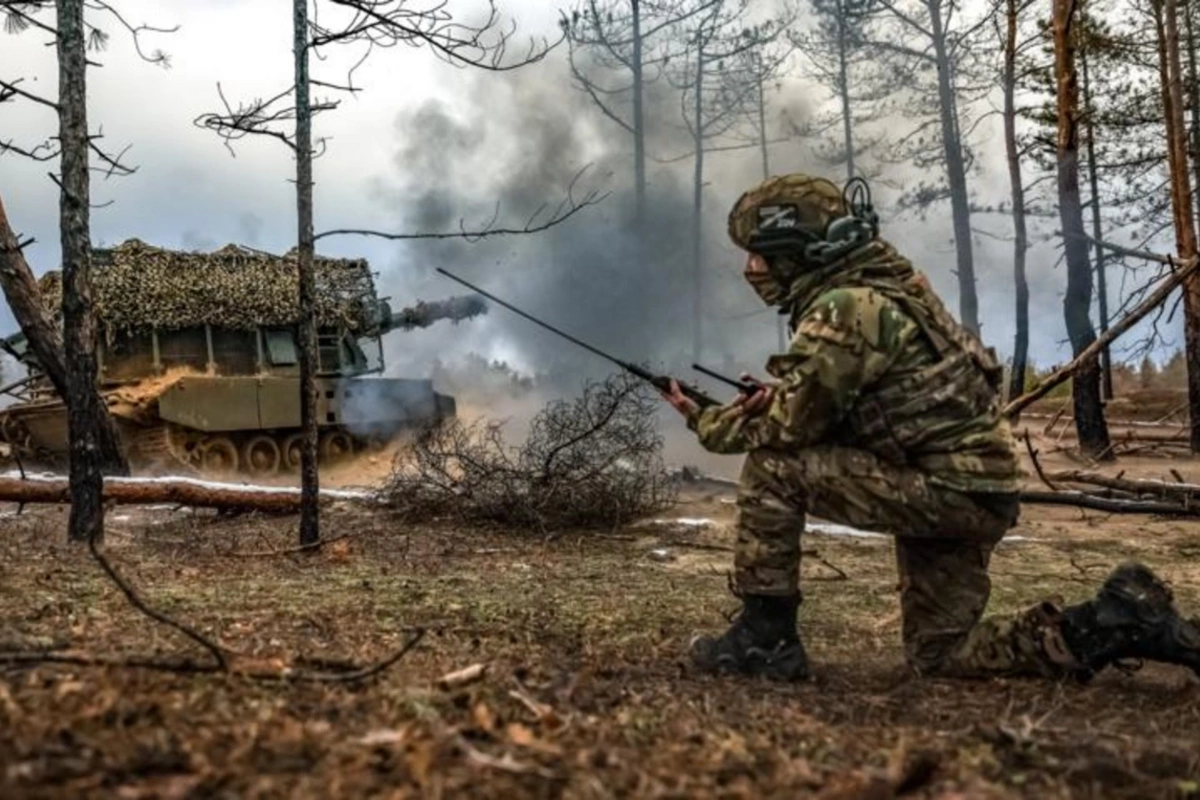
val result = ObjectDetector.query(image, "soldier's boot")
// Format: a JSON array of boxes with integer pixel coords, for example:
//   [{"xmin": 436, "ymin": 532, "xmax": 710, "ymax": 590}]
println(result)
[
  {"xmin": 689, "ymin": 592, "xmax": 810, "ymax": 681},
  {"xmin": 1060, "ymin": 562, "xmax": 1200, "ymax": 677}
]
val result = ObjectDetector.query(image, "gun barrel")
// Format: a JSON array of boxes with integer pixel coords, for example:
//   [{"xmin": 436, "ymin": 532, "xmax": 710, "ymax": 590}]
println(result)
[{"xmin": 385, "ymin": 294, "xmax": 487, "ymax": 331}]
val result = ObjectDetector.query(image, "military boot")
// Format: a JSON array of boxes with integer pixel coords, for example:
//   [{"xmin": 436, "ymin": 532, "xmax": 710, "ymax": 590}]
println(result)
[
  {"xmin": 1060, "ymin": 562, "xmax": 1200, "ymax": 677},
  {"xmin": 690, "ymin": 592, "xmax": 810, "ymax": 681}
]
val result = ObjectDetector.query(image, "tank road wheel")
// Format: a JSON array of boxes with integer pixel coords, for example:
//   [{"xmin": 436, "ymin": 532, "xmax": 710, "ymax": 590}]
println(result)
[
  {"xmin": 200, "ymin": 436, "xmax": 239, "ymax": 478},
  {"xmin": 319, "ymin": 430, "xmax": 355, "ymax": 466},
  {"xmin": 242, "ymin": 435, "xmax": 281, "ymax": 478},
  {"xmin": 281, "ymin": 433, "xmax": 304, "ymax": 472}
]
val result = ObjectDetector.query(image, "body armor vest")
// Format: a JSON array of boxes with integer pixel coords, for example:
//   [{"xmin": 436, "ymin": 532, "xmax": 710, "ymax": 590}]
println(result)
[{"xmin": 790, "ymin": 272, "xmax": 1006, "ymax": 469}]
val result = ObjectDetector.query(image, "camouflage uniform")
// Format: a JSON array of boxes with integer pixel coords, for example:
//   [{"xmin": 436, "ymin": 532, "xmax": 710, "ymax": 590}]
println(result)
[{"xmin": 691, "ymin": 175, "xmax": 1081, "ymax": 678}]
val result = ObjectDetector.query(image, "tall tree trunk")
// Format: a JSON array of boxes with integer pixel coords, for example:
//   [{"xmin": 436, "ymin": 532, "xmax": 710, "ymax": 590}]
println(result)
[
  {"xmin": 57, "ymin": 0, "xmax": 121, "ymax": 542},
  {"xmin": 1186, "ymin": 0, "xmax": 1200, "ymax": 232},
  {"xmin": 691, "ymin": 50, "xmax": 705, "ymax": 364},
  {"xmin": 928, "ymin": 0, "xmax": 978, "ymax": 333},
  {"xmin": 1080, "ymin": 48, "xmax": 1112, "ymax": 400},
  {"xmin": 1053, "ymin": 0, "xmax": 1111, "ymax": 457},
  {"xmin": 756, "ymin": 54, "xmax": 787, "ymax": 353},
  {"xmin": 1003, "ymin": 0, "xmax": 1029, "ymax": 405},
  {"xmin": 837, "ymin": 0, "xmax": 855, "ymax": 181},
  {"xmin": 1158, "ymin": 0, "xmax": 1200, "ymax": 452},
  {"xmin": 294, "ymin": 0, "xmax": 320, "ymax": 546},
  {"xmin": 632, "ymin": 0, "xmax": 646, "ymax": 224}
]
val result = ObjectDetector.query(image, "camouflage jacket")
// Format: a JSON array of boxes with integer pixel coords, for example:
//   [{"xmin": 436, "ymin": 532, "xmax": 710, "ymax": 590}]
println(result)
[{"xmin": 688, "ymin": 241, "xmax": 1022, "ymax": 494}]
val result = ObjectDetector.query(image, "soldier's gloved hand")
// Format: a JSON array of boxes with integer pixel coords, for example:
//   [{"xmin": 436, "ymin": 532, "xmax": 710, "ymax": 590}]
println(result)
[
  {"xmin": 735, "ymin": 373, "xmax": 775, "ymax": 416},
  {"xmin": 662, "ymin": 379, "xmax": 700, "ymax": 419}
]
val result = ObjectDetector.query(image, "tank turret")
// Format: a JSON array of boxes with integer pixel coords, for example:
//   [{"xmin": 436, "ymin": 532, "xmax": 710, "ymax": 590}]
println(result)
[{"xmin": 0, "ymin": 239, "xmax": 482, "ymax": 477}]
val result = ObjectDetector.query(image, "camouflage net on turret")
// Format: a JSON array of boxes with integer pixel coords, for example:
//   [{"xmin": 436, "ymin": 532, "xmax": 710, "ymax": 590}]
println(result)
[{"xmin": 37, "ymin": 239, "xmax": 379, "ymax": 334}]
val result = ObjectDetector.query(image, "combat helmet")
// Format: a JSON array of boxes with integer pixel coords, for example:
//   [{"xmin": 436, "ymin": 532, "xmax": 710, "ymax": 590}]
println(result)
[{"xmin": 727, "ymin": 173, "xmax": 879, "ymax": 267}]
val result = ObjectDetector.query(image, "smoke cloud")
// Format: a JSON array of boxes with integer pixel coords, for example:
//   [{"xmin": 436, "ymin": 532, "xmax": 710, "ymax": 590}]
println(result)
[{"xmin": 371, "ymin": 57, "xmax": 793, "ymax": 399}]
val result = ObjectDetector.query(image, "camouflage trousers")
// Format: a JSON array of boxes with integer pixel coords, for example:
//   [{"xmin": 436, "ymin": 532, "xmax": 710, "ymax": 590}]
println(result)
[{"xmin": 735, "ymin": 446, "xmax": 1080, "ymax": 678}]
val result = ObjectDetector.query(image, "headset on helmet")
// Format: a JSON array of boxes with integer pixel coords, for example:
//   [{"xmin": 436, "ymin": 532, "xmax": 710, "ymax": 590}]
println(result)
[{"xmin": 747, "ymin": 177, "xmax": 879, "ymax": 266}]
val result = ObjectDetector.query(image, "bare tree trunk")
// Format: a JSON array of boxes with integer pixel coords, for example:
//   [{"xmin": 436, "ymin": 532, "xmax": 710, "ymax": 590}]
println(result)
[
  {"xmin": 837, "ymin": 0, "xmax": 855, "ymax": 181},
  {"xmin": 0, "ymin": 208, "xmax": 127, "ymax": 479},
  {"xmin": 58, "ymin": 0, "xmax": 121, "ymax": 542},
  {"xmin": 632, "ymin": 0, "xmax": 646, "ymax": 224},
  {"xmin": 691, "ymin": 50, "xmax": 705, "ymax": 364},
  {"xmin": 294, "ymin": 0, "xmax": 320, "ymax": 547},
  {"xmin": 928, "ymin": 0, "xmax": 978, "ymax": 333},
  {"xmin": 1053, "ymin": 0, "xmax": 1110, "ymax": 458},
  {"xmin": 1186, "ymin": 0, "xmax": 1200, "ymax": 232},
  {"xmin": 755, "ymin": 55, "xmax": 787, "ymax": 353},
  {"xmin": 1080, "ymin": 48, "xmax": 1112, "ymax": 401},
  {"xmin": 1158, "ymin": 0, "xmax": 1200, "ymax": 452},
  {"xmin": 1003, "ymin": 0, "xmax": 1029, "ymax": 405},
  {"xmin": 0, "ymin": 196, "xmax": 68, "ymax": 391}
]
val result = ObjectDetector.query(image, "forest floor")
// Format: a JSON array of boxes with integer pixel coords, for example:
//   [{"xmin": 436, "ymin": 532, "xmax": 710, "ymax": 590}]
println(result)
[{"xmin": 2, "ymin": 436, "xmax": 1200, "ymax": 799}]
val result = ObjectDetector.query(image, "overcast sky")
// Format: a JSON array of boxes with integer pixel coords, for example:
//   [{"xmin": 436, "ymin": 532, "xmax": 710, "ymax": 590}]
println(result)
[{"xmin": 0, "ymin": 0, "xmax": 1183, "ymax": 389}]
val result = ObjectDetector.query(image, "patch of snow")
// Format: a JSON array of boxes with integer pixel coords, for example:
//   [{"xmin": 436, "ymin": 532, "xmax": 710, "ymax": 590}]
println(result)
[
  {"xmin": 0, "ymin": 470, "xmax": 374, "ymax": 501},
  {"xmin": 806, "ymin": 521, "xmax": 886, "ymax": 539},
  {"xmin": 648, "ymin": 517, "xmax": 714, "ymax": 529}
]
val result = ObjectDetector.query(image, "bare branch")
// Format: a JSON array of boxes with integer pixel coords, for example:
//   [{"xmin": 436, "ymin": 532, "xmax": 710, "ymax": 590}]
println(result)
[
  {"xmin": 0, "ymin": 76, "xmax": 59, "ymax": 110},
  {"xmin": 315, "ymin": 165, "xmax": 607, "ymax": 242},
  {"xmin": 86, "ymin": 525, "xmax": 228, "ymax": 670}
]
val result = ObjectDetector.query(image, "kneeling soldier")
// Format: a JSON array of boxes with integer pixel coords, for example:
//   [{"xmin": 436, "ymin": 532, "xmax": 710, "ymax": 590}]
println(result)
[{"xmin": 662, "ymin": 173, "xmax": 1200, "ymax": 682}]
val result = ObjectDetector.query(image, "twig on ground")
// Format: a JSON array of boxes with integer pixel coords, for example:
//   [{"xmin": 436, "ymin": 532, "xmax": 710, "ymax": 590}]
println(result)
[
  {"xmin": 438, "ymin": 663, "xmax": 489, "ymax": 691},
  {"xmin": 0, "ymin": 630, "xmax": 426, "ymax": 683},
  {"xmin": 0, "ymin": 518, "xmax": 425, "ymax": 682},
  {"xmin": 229, "ymin": 528, "xmax": 366, "ymax": 557},
  {"xmin": 1023, "ymin": 430, "xmax": 1059, "ymax": 491},
  {"xmin": 87, "ymin": 523, "xmax": 228, "ymax": 669},
  {"xmin": 806, "ymin": 551, "xmax": 849, "ymax": 581}
]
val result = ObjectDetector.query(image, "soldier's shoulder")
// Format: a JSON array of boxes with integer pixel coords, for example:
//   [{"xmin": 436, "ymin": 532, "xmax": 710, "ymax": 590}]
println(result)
[{"xmin": 803, "ymin": 286, "xmax": 913, "ymax": 346}]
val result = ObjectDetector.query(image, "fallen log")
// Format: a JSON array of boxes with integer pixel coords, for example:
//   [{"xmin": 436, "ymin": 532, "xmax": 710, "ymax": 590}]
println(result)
[
  {"xmin": 1019, "ymin": 490, "xmax": 1200, "ymax": 516},
  {"xmin": 1004, "ymin": 256, "xmax": 1200, "ymax": 419},
  {"xmin": 1038, "ymin": 429, "xmax": 1189, "ymax": 443},
  {"xmin": 1021, "ymin": 412, "xmax": 1185, "ymax": 430},
  {"xmin": 0, "ymin": 473, "xmax": 375, "ymax": 512},
  {"xmin": 1045, "ymin": 470, "xmax": 1200, "ymax": 502}
]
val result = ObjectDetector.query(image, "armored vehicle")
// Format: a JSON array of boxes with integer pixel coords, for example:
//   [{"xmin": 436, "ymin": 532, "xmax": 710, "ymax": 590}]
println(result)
[{"xmin": 0, "ymin": 239, "xmax": 485, "ymax": 477}]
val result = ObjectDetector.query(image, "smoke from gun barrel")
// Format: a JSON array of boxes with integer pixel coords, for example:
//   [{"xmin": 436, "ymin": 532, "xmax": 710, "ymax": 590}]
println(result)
[{"xmin": 384, "ymin": 294, "xmax": 488, "ymax": 331}]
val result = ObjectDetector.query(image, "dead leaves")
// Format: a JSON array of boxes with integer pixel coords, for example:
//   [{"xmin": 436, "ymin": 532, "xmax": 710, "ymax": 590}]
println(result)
[{"xmin": 817, "ymin": 734, "xmax": 940, "ymax": 800}]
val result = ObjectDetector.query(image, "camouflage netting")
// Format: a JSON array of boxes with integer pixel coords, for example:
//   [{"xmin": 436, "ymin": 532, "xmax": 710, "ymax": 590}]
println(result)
[{"xmin": 37, "ymin": 239, "xmax": 379, "ymax": 333}]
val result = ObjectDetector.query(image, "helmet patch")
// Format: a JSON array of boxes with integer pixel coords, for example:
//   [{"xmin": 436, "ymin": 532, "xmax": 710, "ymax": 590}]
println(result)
[{"xmin": 757, "ymin": 204, "xmax": 800, "ymax": 231}]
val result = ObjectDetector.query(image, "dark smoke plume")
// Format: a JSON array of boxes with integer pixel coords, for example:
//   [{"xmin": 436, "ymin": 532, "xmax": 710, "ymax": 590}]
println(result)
[{"xmin": 372, "ymin": 58, "xmax": 789, "ymax": 399}]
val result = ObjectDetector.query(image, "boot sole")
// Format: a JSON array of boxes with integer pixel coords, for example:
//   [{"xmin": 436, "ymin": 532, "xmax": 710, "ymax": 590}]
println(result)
[
  {"xmin": 1102, "ymin": 564, "xmax": 1200, "ymax": 676},
  {"xmin": 692, "ymin": 640, "xmax": 811, "ymax": 682}
]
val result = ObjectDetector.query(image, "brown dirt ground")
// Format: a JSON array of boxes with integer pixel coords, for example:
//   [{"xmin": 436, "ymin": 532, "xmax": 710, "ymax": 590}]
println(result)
[{"xmin": 2, "ymin": 434, "xmax": 1200, "ymax": 799}]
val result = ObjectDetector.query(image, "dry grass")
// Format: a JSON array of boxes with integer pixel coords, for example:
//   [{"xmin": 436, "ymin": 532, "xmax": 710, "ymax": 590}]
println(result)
[{"xmin": 1, "ymin": 466, "xmax": 1200, "ymax": 798}]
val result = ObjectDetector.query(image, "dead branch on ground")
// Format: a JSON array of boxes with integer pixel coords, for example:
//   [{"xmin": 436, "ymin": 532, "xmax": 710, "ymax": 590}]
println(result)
[
  {"xmin": 1018, "ymin": 430, "xmax": 1200, "ymax": 515},
  {"xmin": 384, "ymin": 373, "xmax": 676, "ymax": 530},
  {"xmin": 0, "ymin": 499, "xmax": 424, "ymax": 682},
  {"xmin": 1045, "ymin": 470, "xmax": 1200, "ymax": 504},
  {"xmin": 1022, "ymin": 430, "xmax": 1060, "ymax": 490},
  {"xmin": 1018, "ymin": 490, "xmax": 1200, "ymax": 516}
]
